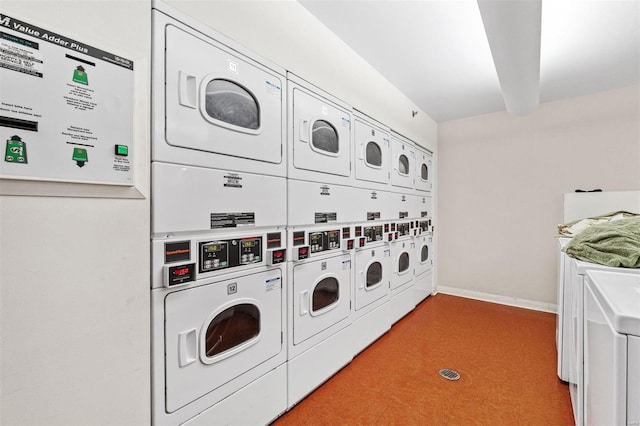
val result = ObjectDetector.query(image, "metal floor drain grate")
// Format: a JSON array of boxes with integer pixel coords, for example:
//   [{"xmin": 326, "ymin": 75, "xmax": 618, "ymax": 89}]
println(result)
[{"xmin": 439, "ymin": 368, "xmax": 461, "ymax": 381}]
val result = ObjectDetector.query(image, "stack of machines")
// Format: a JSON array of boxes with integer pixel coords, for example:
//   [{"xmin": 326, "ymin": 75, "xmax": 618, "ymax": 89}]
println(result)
[
  {"xmin": 285, "ymin": 74, "xmax": 357, "ymax": 407},
  {"xmin": 150, "ymin": 2, "xmax": 435, "ymax": 424},
  {"xmin": 150, "ymin": 5, "xmax": 288, "ymax": 425}
]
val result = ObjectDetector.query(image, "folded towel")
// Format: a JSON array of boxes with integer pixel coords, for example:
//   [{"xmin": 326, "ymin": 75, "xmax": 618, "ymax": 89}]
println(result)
[
  {"xmin": 557, "ymin": 211, "xmax": 638, "ymax": 237},
  {"xmin": 562, "ymin": 217, "xmax": 640, "ymax": 268}
]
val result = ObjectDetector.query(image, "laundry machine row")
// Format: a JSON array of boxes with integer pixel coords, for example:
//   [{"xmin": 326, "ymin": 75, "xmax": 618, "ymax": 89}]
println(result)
[
  {"xmin": 287, "ymin": 82, "xmax": 434, "ymax": 192},
  {"xmin": 150, "ymin": 1, "xmax": 437, "ymax": 424},
  {"xmin": 152, "ymin": 0, "xmax": 434, "ymax": 193}
]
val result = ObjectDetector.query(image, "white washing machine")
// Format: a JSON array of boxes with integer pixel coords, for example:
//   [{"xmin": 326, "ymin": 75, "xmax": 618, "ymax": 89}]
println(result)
[
  {"xmin": 152, "ymin": 4, "xmax": 286, "ymax": 177},
  {"xmin": 414, "ymin": 220, "xmax": 434, "ymax": 304},
  {"xmin": 350, "ymin": 222, "xmax": 392, "ymax": 356},
  {"xmin": 151, "ymin": 228, "xmax": 288, "ymax": 425},
  {"xmin": 388, "ymin": 220, "xmax": 417, "ymax": 324},
  {"xmin": 414, "ymin": 145, "xmax": 433, "ymax": 193},
  {"xmin": 565, "ymin": 258, "xmax": 640, "ymax": 426},
  {"xmin": 584, "ymin": 270, "xmax": 640, "ymax": 426},
  {"xmin": 286, "ymin": 224, "xmax": 354, "ymax": 407},
  {"xmin": 287, "ymin": 178, "xmax": 358, "ymax": 226},
  {"xmin": 353, "ymin": 113, "xmax": 391, "ymax": 190},
  {"xmin": 556, "ymin": 237, "xmax": 572, "ymax": 382},
  {"xmin": 287, "ymin": 73, "xmax": 353, "ymax": 185},
  {"xmin": 390, "ymin": 132, "xmax": 416, "ymax": 190}
]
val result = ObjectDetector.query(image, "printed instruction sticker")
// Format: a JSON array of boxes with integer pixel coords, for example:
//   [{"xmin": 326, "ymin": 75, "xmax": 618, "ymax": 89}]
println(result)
[{"xmin": 265, "ymin": 276, "xmax": 281, "ymax": 292}]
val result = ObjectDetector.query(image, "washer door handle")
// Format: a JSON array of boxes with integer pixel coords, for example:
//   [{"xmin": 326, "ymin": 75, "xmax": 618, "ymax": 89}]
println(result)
[
  {"xmin": 178, "ymin": 328, "xmax": 197, "ymax": 367},
  {"xmin": 299, "ymin": 119, "xmax": 309, "ymax": 143},
  {"xmin": 300, "ymin": 290, "xmax": 309, "ymax": 316},
  {"xmin": 178, "ymin": 71, "xmax": 197, "ymax": 109}
]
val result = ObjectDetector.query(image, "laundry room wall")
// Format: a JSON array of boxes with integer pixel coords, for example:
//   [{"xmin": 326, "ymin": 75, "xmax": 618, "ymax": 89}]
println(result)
[
  {"xmin": 437, "ymin": 85, "xmax": 640, "ymax": 309},
  {"xmin": 162, "ymin": 0, "xmax": 437, "ymax": 150},
  {"xmin": 0, "ymin": 1, "xmax": 151, "ymax": 425}
]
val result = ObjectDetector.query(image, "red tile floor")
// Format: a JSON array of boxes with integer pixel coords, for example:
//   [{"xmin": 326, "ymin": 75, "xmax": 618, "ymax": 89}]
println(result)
[{"xmin": 273, "ymin": 294, "xmax": 574, "ymax": 425}]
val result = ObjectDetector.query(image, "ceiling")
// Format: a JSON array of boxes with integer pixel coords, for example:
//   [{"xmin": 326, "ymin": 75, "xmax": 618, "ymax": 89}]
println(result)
[{"xmin": 299, "ymin": 0, "xmax": 640, "ymax": 122}]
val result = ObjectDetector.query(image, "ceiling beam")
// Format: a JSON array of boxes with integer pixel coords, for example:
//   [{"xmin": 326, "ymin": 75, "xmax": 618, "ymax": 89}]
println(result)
[{"xmin": 478, "ymin": 0, "xmax": 542, "ymax": 116}]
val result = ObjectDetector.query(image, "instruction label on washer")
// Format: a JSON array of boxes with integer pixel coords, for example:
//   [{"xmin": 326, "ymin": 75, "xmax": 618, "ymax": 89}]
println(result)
[
  {"xmin": 0, "ymin": 14, "xmax": 134, "ymax": 185},
  {"xmin": 265, "ymin": 276, "xmax": 281, "ymax": 292}
]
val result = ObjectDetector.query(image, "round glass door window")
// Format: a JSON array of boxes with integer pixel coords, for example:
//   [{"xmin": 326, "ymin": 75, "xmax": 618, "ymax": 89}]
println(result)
[
  {"xmin": 398, "ymin": 252, "xmax": 410, "ymax": 273},
  {"xmin": 366, "ymin": 261, "xmax": 383, "ymax": 288},
  {"xmin": 421, "ymin": 163, "xmax": 429, "ymax": 180},
  {"xmin": 204, "ymin": 79, "xmax": 259, "ymax": 130},
  {"xmin": 313, "ymin": 276, "xmax": 339, "ymax": 311},
  {"xmin": 204, "ymin": 303, "xmax": 260, "ymax": 358},
  {"xmin": 421, "ymin": 245, "xmax": 429, "ymax": 262},
  {"xmin": 312, "ymin": 120, "xmax": 339, "ymax": 154},
  {"xmin": 398, "ymin": 154, "xmax": 409, "ymax": 175},
  {"xmin": 365, "ymin": 142, "xmax": 382, "ymax": 167}
]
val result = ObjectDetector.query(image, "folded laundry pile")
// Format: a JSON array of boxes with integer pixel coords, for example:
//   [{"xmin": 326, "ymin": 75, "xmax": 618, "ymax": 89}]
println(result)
[
  {"xmin": 557, "ymin": 211, "xmax": 638, "ymax": 237},
  {"xmin": 562, "ymin": 216, "xmax": 640, "ymax": 268}
]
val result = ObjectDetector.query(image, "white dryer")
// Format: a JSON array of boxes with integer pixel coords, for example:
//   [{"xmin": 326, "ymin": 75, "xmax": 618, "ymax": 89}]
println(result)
[
  {"xmin": 151, "ymin": 228, "xmax": 288, "ymax": 425},
  {"xmin": 287, "ymin": 225, "xmax": 353, "ymax": 407},
  {"xmin": 584, "ymin": 271, "xmax": 640, "ymax": 426},
  {"xmin": 152, "ymin": 5, "xmax": 286, "ymax": 177},
  {"xmin": 353, "ymin": 113, "xmax": 391, "ymax": 190},
  {"xmin": 390, "ymin": 132, "xmax": 415, "ymax": 190},
  {"xmin": 287, "ymin": 73, "xmax": 353, "ymax": 185},
  {"xmin": 388, "ymin": 220, "xmax": 417, "ymax": 324},
  {"xmin": 414, "ymin": 221, "xmax": 434, "ymax": 304},
  {"xmin": 414, "ymin": 145, "xmax": 433, "ymax": 193}
]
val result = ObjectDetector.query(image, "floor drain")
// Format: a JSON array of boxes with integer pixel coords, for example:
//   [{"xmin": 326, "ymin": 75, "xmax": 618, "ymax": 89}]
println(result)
[{"xmin": 439, "ymin": 368, "xmax": 461, "ymax": 381}]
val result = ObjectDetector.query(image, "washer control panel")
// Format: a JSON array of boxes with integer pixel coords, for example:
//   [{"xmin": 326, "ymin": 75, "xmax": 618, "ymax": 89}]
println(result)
[
  {"xmin": 419, "ymin": 220, "xmax": 433, "ymax": 233},
  {"xmin": 396, "ymin": 222, "xmax": 412, "ymax": 237},
  {"xmin": 199, "ymin": 237, "xmax": 262, "ymax": 273},
  {"xmin": 363, "ymin": 225, "xmax": 383, "ymax": 242},
  {"xmin": 309, "ymin": 230, "xmax": 340, "ymax": 253}
]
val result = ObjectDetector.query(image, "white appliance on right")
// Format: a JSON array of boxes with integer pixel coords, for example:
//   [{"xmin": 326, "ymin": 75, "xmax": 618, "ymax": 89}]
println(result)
[
  {"xmin": 584, "ymin": 270, "xmax": 640, "ymax": 426},
  {"xmin": 564, "ymin": 258, "xmax": 640, "ymax": 426}
]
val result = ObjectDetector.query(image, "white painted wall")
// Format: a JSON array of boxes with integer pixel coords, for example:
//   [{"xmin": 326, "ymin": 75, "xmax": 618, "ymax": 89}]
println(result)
[
  {"xmin": 437, "ymin": 85, "xmax": 640, "ymax": 306},
  {"xmin": 0, "ymin": 1, "xmax": 151, "ymax": 424}
]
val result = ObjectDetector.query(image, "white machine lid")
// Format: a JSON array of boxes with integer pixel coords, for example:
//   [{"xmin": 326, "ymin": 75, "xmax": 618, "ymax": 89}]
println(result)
[
  {"xmin": 574, "ymin": 257, "xmax": 640, "ymax": 275},
  {"xmin": 557, "ymin": 237, "xmax": 571, "ymax": 248},
  {"xmin": 587, "ymin": 270, "xmax": 640, "ymax": 336}
]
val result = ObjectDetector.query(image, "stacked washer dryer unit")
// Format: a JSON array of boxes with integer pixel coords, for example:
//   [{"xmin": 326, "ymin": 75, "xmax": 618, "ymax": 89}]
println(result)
[
  {"xmin": 388, "ymin": 132, "xmax": 419, "ymax": 324},
  {"xmin": 350, "ymin": 113, "xmax": 395, "ymax": 354},
  {"xmin": 286, "ymin": 73, "xmax": 356, "ymax": 407},
  {"xmin": 151, "ymin": 4, "xmax": 288, "ymax": 425},
  {"xmin": 413, "ymin": 145, "xmax": 435, "ymax": 304}
]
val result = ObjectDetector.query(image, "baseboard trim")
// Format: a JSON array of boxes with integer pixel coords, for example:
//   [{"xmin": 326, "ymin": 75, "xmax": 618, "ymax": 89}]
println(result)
[{"xmin": 435, "ymin": 286, "xmax": 557, "ymax": 314}]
